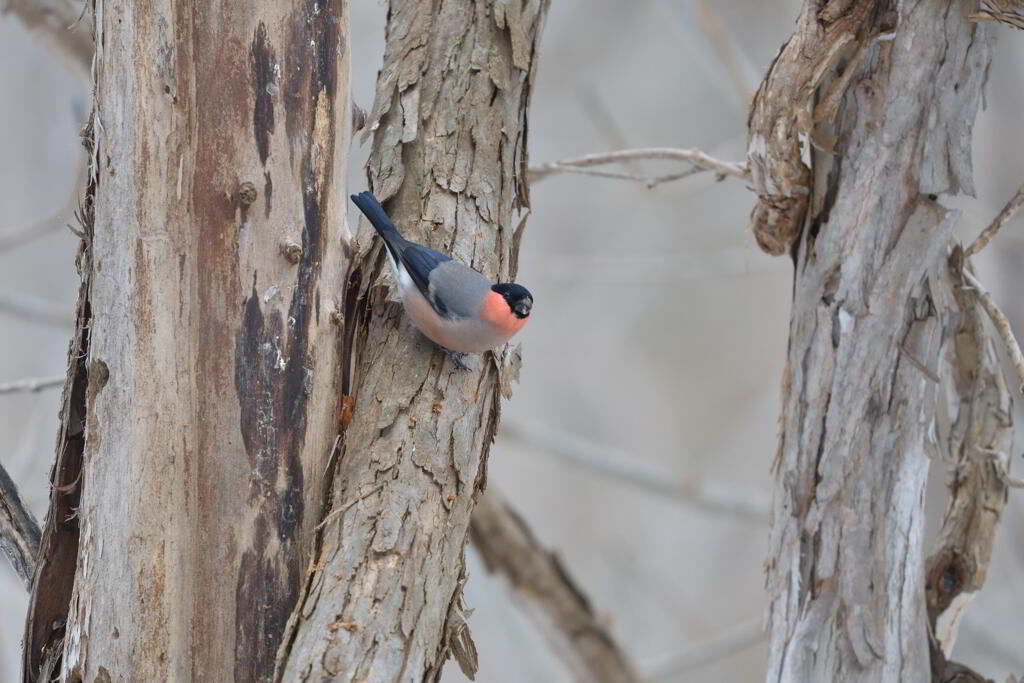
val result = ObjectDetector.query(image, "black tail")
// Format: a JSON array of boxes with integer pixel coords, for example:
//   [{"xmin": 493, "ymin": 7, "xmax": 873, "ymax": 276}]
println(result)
[{"xmin": 350, "ymin": 192, "xmax": 403, "ymax": 259}]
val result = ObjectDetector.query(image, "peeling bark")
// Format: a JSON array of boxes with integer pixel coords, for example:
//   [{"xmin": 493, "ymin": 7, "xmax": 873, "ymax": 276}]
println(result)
[
  {"xmin": 23, "ymin": 2, "xmax": 351, "ymax": 681},
  {"xmin": 761, "ymin": 2, "xmax": 994, "ymax": 682},
  {"xmin": 0, "ymin": 460, "xmax": 40, "ymax": 589},
  {"xmin": 277, "ymin": 1, "xmax": 549, "ymax": 681},
  {"xmin": 925, "ymin": 253, "xmax": 1012, "ymax": 682}
]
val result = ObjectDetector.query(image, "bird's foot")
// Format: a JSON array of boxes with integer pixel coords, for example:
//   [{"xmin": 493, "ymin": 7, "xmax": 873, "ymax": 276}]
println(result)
[{"xmin": 445, "ymin": 350, "xmax": 474, "ymax": 371}]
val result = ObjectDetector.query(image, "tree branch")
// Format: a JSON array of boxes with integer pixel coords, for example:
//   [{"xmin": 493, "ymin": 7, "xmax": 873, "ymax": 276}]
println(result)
[
  {"xmin": 4, "ymin": 0, "xmax": 93, "ymax": 77},
  {"xmin": 0, "ymin": 458, "xmax": 41, "ymax": 589},
  {"xmin": 762, "ymin": 2, "xmax": 994, "ymax": 680},
  {"xmin": 963, "ymin": 269, "xmax": 1024, "ymax": 394},
  {"xmin": 0, "ymin": 376, "xmax": 64, "ymax": 395},
  {"xmin": 528, "ymin": 147, "xmax": 749, "ymax": 185},
  {"xmin": 924, "ymin": 257, "xmax": 1013, "ymax": 682},
  {"xmin": 965, "ymin": 180, "xmax": 1024, "ymax": 257},
  {"xmin": 970, "ymin": 1, "xmax": 1024, "ymax": 30},
  {"xmin": 501, "ymin": 419, "xmax": 770, "ymax": 523},
  {"xmin": 278, "ymin": 3, "xmax": 551, "ymax": 680},
  {"xmin": 470, "ymin": 488, "xmax": 638, "ymax": 683}
]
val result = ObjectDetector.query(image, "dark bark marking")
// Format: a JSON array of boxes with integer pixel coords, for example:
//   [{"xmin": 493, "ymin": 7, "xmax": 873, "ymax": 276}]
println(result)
[
  {"xmin": 23, "ymin": 296, "xmax": 89, "ymax": 681},
  {"xmin": 233, "ymin": 281, "xmax": 307, "ymax": 682},
  {"xmin": 263, "ymin": 170, "xmax": 273, "ymax": 219},
  {"xmin": 250, "ymin": 23, "xmax": 277, "ymax": 166}
]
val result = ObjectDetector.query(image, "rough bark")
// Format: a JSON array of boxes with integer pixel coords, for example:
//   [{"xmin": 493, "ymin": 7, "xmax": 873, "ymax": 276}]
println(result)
[
  {"xmin": 22, "ymin": 1, "xmax": 351, "ymax": 681},
  {"xmin": 759, "ymin": 2, "xmax": 993, "ymax": 682},
  {"xmin": 470, "ymin": 488, "xmax": 638, "ymax": 683},
  {"xmin": 277, "ymin": 1, "xmax": 549, "ymax": 680},
  {"xmin": 0, "ymin": 460, "xmax": 40, "ymax": 589},
  {"xmin": 925, "ymin": 254, "xmax": 1012, "ymax": 682}
]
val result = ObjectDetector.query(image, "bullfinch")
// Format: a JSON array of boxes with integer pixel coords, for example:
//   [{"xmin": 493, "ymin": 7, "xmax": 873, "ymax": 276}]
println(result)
[{"xmin": 350, "ymin": 191, "xmax": 533, "ymax": 355}]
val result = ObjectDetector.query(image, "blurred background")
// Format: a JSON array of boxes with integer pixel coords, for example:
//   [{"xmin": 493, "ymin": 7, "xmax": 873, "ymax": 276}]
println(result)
[{"xmin": 2, "ymin": 1, "xmax": 1023, "ymax": 681}]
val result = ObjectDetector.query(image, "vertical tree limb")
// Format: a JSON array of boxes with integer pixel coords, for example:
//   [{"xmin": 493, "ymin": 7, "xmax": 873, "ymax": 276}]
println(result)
[
  {"xmin": 23, "ymin": 2, "xmax": 352, "ymax": 681},
  {"xmin": 924, "ymin": 255, "xmax": 1013, "ymax": 682},
  {"xmin": 278, "ymin": 1, "xmax": 550, "ymax": 680},
  {"xmin": 470, "ymin": 488, "xmax": 638, "ymax": 683},
  {"xmin": 761, "ymin": 2, "xmax": 993, "ymax": 681}
]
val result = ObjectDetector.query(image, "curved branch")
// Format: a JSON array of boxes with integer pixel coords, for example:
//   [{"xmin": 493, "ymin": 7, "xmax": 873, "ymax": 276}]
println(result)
[
  {"xmin": 0, "ymin": 459, "xmax": 40, "ymax": 589},
  {"xmin": 529, "ymin": 147, "xmax": 749, "ymax": 185},
  {"xmin": 470, "ymin": 488, "xmax": 638, "ymax": 683}
]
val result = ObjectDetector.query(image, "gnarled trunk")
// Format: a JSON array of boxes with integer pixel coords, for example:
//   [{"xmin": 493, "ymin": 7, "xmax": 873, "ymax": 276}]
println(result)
[
  {"xmin": 22, "ymin": 2, "xmax": 351, "ymax": 680},
  {"xmin": 753, "ymin": 2, "xmax": 995, "ymax": 681},
  {"xmin": 277, "ymin": 1, "xmax": 549, "ymax": 680}
]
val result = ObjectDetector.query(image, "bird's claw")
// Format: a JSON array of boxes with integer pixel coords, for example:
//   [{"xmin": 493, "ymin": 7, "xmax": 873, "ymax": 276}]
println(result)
[{"xmin": 445, "ymin": 350, "xmax": 474, "ymax": 371}]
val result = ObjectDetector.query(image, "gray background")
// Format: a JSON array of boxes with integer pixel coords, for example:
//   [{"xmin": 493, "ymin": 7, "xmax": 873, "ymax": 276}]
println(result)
[{"xmin": 2, "ymin": 2, "xmax": 1023, "ymax": 681}]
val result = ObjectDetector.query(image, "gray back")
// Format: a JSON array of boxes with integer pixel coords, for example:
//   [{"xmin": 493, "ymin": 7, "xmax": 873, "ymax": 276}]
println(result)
[{"xmin": 427, "ymin": 260, "xmax": 493, "ymax": 320}]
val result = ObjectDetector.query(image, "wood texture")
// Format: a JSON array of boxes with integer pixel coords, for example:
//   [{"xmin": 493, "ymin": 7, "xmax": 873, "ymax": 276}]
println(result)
[
  {"xmin": 277, "ymin": 1, "xmax": 549, "ymax": 680},
  {"xmin": 761, "ymin": 2, "xmax": 994, "ymax": 681},
  {"xmin": 22, "ymin": 1, "xmax": 352, "ymax": 680},
  {"xmin": 925, "ymin": 255, "xmax": 1012, "ymax": 681},
  {"xmin": 0, "ymin": 459, "xmax": 40, "ymax": 589}
]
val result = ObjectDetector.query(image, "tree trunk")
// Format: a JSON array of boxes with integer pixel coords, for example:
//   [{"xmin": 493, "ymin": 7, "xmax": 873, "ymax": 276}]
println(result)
[
  {"xmin": 277, "ymin": 1, "xmax": 549, "ymax": 680},
  {"xmin": 22, "ymin": 1, "xmax": 351, "ymax": 680},
  {"xmin": 750, "ymin": 2, "xmax": 994, "ymax": 681}
]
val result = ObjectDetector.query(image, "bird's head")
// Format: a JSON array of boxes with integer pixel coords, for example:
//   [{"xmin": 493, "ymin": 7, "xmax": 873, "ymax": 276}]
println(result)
[{"xmin": 491, "ymin": 283, "xmax": 533, "ymax": 320}]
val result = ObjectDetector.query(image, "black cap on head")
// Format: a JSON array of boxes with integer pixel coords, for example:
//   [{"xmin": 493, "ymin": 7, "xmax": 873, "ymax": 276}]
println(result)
[{"xmin": 492, "ymin": 283, "xmax": 533, "ymax": 319}]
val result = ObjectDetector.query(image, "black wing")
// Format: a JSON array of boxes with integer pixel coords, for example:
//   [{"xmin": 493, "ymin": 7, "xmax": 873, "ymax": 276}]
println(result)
[{"xmin": 399, "ymin": 242, "xmax": 453, "ymax": 316}]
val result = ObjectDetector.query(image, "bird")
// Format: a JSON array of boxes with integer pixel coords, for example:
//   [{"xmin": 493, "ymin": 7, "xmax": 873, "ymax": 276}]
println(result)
[{"xmin": 350, "ymin": 191, "xmax": 533, "ymax": 358}]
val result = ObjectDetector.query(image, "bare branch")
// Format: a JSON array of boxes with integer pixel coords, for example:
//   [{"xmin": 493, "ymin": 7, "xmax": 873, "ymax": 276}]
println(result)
[
  {"xmin": 963, "ymin": 269, "xmax": 1024, "ymax": 393},
  {"xmin": 528, "ymin": 147, "xmax": 749, "ymax": 185},
  {"xmin": 643, "ymin": 617, "xmax": 764, "ymax": 680},
  {"xmin": 0, "ymin": 376, "xmax": 65, "ymax": 395},
  {"xmin": 925, "ymin": 260, "xmax": 1013, "ymax": 680},
  {"xmin": 965, "ymin": 181, "xmax": 1024, "ymax": 257},
  {"xmin": 4, "ymin": 0, "xmax": 93, "ymax": 76},
  {"xmin": 500, "ymin": 419, "xmax": 770, "ymax": 523},
  {"xmin": 970, "ymin": 1, "xmax": 1024, "ymax": 30},
  {"xmin": 470, "ymin": 488, "xmax": 638, "ymax": 683},
  {"xmin": 0, "ymin": 458, "xmax": 41, "ymax": 589}
]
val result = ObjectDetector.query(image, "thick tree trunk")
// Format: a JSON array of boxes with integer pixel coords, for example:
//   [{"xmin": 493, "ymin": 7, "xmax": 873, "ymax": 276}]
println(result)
[
  {"xmin": 751, "ymin": 2, "xmax": 994, "ymax": 682},
  {"xmin": 277, "ymin": 1, "xmax": 549, "ymax": 680},
  {"xmin": 22, "ymin": 2, "xmax": 351, "ymax": 681}
]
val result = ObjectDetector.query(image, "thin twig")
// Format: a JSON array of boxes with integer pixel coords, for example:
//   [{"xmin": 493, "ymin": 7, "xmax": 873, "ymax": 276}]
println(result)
[
  {"xmin": 0, "ymin": 458, "xmax": 41, "ymax": 589},
  {"xmin": 965, "ymin": 181, "xmax": 1024, "ymax": 257},
  {"xmin": 0, "ymin": 376, "xmax": 65, "ymax": 395},
  {"xmin": 963, "ymin": 269, "xmax": 1024, "ymax": 393},
  {"xmin": 500, "ymin": 419, "xmax": 770, "ymax": 523},
  {"xmin": 642, "ymin": 617, "xmax": 764, "ymax": 679},
  {"xmin": 528, "ymin": 147, "xmax": 750, "ymax": 185}
]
